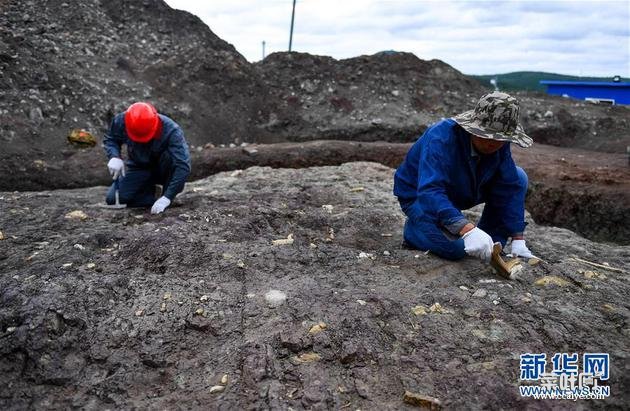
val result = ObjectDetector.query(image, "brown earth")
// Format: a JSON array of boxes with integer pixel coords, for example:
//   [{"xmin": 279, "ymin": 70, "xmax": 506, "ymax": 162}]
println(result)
[
  {"xmin": 7, "ymin": 140, "xmax": 629, "ymax": 245},
  {"xmin": 516, "ymin": 93, "xmax": 630, "ymax": 153},
  {"xmin": 511, "ymin": 144, "xmax": 630, "ymax": 245},
  {"xmin": 253, "ymin": 51, "xmax": 486, "ymax": 142},
  {"xmin": 1, "ymin": 163, "xmax": 629, "ymax": 409}
]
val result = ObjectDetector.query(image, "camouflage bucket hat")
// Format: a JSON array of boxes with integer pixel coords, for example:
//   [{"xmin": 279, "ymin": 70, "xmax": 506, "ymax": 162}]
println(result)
[{"xmin": 452, "ymin": 91, "xmax": 533, "ymax": 148}]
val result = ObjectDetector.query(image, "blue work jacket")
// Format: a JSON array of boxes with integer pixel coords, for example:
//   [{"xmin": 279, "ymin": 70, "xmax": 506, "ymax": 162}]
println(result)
[
  {"xmin": 394, "ymin": 118, "xmax": 525, "ymax": 235},
  {"xmin": 103, "ymin": 113, "xmax": 191, "ymax": 200}
]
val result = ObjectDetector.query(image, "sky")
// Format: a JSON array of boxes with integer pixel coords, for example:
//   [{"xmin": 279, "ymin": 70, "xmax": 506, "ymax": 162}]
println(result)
[{"xmin": 164, "ymin": 0, "xmax": 630, "ymax": 77}]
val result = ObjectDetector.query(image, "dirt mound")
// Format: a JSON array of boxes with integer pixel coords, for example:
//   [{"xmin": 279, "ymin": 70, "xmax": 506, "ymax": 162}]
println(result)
[
  {"xmin": 254, "ymin": 51, "xmax": 486, "ymax": 142},
  {"xmin": 0, "ymin": 0, "xmax": 487, "ymax": 155},
  {"xmin": 2, "ymin": 0, "xmax": 628, "ymax": 192},
  {"xmin": 254, "ymin": 51, "xmax": 630, "ymax": 151},
  {"xmin": 517, "ymin": 92, "xmax": 630, "ymax": 153},
  {"xmin": 1, "ymin": 163, "xmax": 629, "ymax": 409},
  {"xmin": 0, "ymin": 0, "xmax": 272, "ymax": 177}
]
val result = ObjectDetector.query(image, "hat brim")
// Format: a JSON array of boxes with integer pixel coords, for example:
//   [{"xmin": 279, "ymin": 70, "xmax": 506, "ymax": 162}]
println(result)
[{"xmin": 453, "ymin": 110, "xmax": 533, "ymax": 148}]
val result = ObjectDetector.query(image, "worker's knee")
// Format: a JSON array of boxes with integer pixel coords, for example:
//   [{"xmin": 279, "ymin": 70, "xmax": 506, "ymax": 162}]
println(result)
[
  {"xmin": 117, "ymin": 192, "xmax": 135, "ymax": 205},
  {"xmin": 516, "ymin": 166, "xmax": 528, "ymax": 191},
  {"xmin": 105, "ymin": 181, "xmax": 143, "ymax": 206},
  {"xmin": 436, "ymin": 244, "xmax": 467, "ymax": 261},
  {"xmin": 105, "ymin": 188, "xmax": 132, "ymax": 205},
  {"xmin": 403, "ymin": 219, "xmax": 466, "ymax": 261}
]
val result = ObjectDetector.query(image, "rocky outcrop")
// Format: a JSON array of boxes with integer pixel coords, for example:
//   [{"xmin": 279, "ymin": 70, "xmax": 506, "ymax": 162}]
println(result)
[{"xmin": 1, "ymin": 163, "xmax": 629, "ymax": 409}]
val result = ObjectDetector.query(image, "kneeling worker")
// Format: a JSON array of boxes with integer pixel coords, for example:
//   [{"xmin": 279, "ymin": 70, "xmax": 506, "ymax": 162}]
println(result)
[
  {"xmin": 394, "ymin": 92, "xmax": 536, "ymax": 261},
  {"xmin": 104, "ymin": 102, "xmax": 191, "ymax": 214}
]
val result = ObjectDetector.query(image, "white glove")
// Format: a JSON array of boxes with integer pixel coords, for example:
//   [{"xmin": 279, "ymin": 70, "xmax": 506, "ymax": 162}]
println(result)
[
  {"xmin": 510, "ymin": 239, "xmax": 535, "ymax": 259},
  {"xmin": 151, "ymin": 196, "xmax": 171, "ymax": 214},
  {"xmin": 462, "ymin": 227, "xmax": 494, "ymax": 261},
  {"xmin": 107, "ymin": 157, "xmax": 125, "ymax": 180}
]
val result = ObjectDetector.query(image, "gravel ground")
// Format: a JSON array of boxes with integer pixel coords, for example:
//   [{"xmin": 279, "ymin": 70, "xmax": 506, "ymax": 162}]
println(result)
[{"xmin": 1, "ymin": 163, "xmax": 628, "ymax": 409}]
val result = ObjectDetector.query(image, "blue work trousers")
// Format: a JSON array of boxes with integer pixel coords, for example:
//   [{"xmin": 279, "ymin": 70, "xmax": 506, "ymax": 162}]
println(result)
[
  {"xmin": 106, "ymin": 152, "xmax": 173, "ymax": 207},
  {"xmin": 401, "ymin": 166, "xmax": 528, "ymax": 260}
]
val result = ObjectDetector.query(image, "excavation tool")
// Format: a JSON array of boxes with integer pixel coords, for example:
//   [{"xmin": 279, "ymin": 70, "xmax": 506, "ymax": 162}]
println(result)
[
  {"xmin": 490, "ymin": 242, "xmax": 522, "ymax": 279},
  {"xmin": 102, "ymin": 178, "xmax": 126, "ymax": 209}
]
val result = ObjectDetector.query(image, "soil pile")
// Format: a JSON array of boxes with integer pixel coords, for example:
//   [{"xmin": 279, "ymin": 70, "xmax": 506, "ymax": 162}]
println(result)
[
  {"xmin": 254, "ymin": 52, "xmax": 630, "ymax": 152},
  {"xmin": 517, "ymin": 93, "xmax": 630, "ymax": 153},
  {"xmin": 1, "ymin": 163, "xmax": 629, "ymax": 409},
  {"xmin": 3, "ymin": 0, "xmax": 628, "ymax": 193},
  {"xmin": 0, "ymin": 0, "xmax": 271, "ymax": 178},
  {"xmin": 254, "ymin": 51, "xmax": 486, "ymax": 142}
]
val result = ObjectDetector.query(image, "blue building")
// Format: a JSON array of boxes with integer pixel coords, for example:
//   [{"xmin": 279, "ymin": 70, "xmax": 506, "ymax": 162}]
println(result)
[{"xmin": 540, "ymin": 80, "xmax": 630, "ymax": 105}]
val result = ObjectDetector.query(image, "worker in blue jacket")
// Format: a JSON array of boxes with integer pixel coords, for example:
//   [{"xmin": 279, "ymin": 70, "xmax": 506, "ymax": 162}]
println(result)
[
  {"xmin": 103, "ymin": 102, "xmax": 191, "ymax": 214},
  {"xmin": 394, "ymin": 92, "xmax": 535, "ymax": 261}
]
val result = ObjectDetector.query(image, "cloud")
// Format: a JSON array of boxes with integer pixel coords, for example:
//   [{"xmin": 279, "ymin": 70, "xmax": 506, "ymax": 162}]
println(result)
[{"xmin": 165, "ymin": 0, "xmax": 630, "ymax": 77}]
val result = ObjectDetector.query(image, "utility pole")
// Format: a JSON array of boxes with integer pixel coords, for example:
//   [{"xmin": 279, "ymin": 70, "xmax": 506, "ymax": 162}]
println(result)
[
  {"xmin": 288, "ymin": 0, "xmax": 296, "ymax": 52},
  {"xmin": 262, "ymin": 40, "xmax": 266, "ymax": 60}
]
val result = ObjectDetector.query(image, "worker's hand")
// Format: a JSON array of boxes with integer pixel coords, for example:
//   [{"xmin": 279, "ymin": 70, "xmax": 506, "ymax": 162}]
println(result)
[
  {"xmin": 107, "ymin": 157, "xmax": 125, "ymax": 180},
  {"xmin": 510, "ymin": 239, "xmax": 535, "ymax": 259},
  {"xmin": 151, "ymin": 196, "xmax": 171, "ymax": 214},
  {"xmin": 462, "ymin": 227, "xmax": 494, "ymax": 261}
]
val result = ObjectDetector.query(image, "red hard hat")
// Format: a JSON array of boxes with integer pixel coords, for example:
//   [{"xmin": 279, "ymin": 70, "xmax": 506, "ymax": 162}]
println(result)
[{"xmin": 124, "ymin": 102, "xmax": 160, "ymax": 143}]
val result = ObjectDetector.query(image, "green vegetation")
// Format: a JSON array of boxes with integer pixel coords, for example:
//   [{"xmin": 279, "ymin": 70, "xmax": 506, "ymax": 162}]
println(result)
[{"xmin": 469, "ymin": 72, "xmax": 629, "ymax": 92}]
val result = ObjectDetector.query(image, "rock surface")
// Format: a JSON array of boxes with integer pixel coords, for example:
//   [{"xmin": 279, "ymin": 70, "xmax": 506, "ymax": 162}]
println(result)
[{"xmin": 1, "ymin": 162, "xmax": 629, "ymax": 409}]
